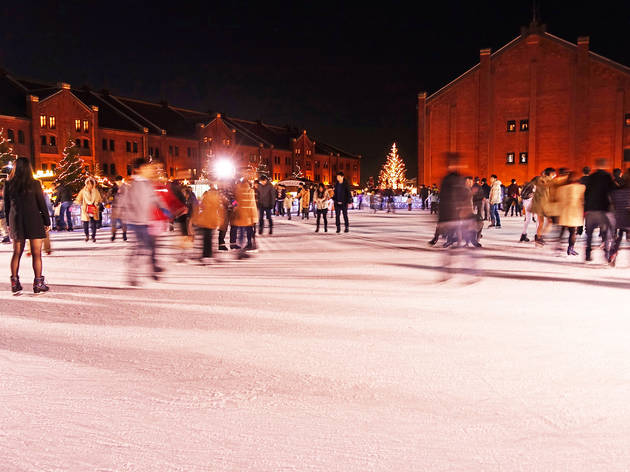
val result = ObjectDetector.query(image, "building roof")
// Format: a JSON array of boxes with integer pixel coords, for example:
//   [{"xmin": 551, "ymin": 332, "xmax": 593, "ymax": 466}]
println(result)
[
  {"xmin": 0, "ymin": 68, "xmax": 359, "ymax": 158},
  {"xmin": 426, "ymin": 25, "xmax": 630, "ymax": 103}
]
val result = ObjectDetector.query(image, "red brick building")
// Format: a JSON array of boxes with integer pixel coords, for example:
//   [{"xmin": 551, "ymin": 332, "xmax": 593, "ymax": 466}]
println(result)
[
  {"xmin": 417, "ymin": 23, "xmax": 630, "ymax": 185},
  {"xmin": 0, "ymin": 69, "xmax": 361, "ymax": 185}
]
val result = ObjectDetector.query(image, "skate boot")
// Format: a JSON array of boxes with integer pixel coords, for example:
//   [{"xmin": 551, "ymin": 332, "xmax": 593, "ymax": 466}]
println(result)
[
  {"xmin": 519, "ymin": 234, "xmax": 530, "ymax": 242},
  {"xmin": 33, "ymin": 276, "xmax": 49, "ymax": 294},
  {"xmin": 10, "ymin": 276, "xmax": 22, "ymax": 295}
]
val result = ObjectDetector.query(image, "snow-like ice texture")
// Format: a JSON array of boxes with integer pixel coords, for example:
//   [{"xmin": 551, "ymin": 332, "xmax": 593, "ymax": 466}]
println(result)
[{"xmin": 1, "ymin": 211, "xmax": 630, "ymax": 471}]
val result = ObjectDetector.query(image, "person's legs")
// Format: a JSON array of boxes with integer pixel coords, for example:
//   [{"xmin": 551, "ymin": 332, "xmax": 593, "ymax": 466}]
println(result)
[
  {"xmin": 342, "ymin": 205, "xmax": 349, "ymax": 231},
  {"xmin": 10, "ymin": 239, "xmax": 26, "ymax": 277},
  {"xmin": 43, "ymin": 232, "xmax": 51, "ymax": 254},
  {"xmin": 63, "ymin": 202, "xmax": 73, "ymax": 230},
  {"xmin": 316, "ymin": 210, "xmax": 321, "ymax": 231},
  {"xmin": 568, "ymin": 227, "xmax": 577, "ymax": 254},
  {"xmin": 29, "ymin": 239, "xmax": 43, "ymax": 278},
  {"xmin": 202, "ymin": 228, "xmax": 212, "ymax": 258},
  {"xmin": 492, "ymin": 204, "xmax": 501, "ymax": 227},
  {"xmin": 90, "ymin": 218, "xmax": 97, "ymax": 240},
  {"xmin": 83, "ymin": 221, "xmax": 89, "ymax": 240},
  {"xmin": 335, "ymin": 204, "xmax": 341, "ymax": 231},
  {"xmin": 258, "ymin": 207, "xmax": 265, "ymax": 234},
  {"xmin": 536, "ymin": 213, "xmax": 545, "ymax": 239},
  {"xmin": 585, "ymin": 213, "xmax": 596, "ymax": 260},
  {"xmin": 323, "ymin": 210, "xmax": 328, "ymax": 231},
  {"xmin": 522, "ymin": 199, "xmax": 532, "ymax": 235},
  {"xmin": 266, "ymin": 207, "xmax": 273, "ymax": 233}
]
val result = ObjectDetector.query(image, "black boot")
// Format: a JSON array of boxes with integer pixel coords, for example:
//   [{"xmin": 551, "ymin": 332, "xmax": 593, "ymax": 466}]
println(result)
[
  {"xmin": 10, "ymin": 276, "xmax": 22, "ymax": 294},
  {"xmin": 33, "ymin": 276, "xmax": 49, "ymax": 294},
  {"xmin": 519, "ymin": 234, "xmax": 530, "ymax": 242}
]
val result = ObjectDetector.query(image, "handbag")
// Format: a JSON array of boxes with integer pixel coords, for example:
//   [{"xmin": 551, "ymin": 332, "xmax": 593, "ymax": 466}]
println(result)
[{"xmin": 86, "ymin": 204, "xmax": 97, "ymax": 217}]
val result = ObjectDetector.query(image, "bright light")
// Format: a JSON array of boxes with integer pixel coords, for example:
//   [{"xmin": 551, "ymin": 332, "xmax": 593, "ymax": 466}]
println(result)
[
  {"xmin": 33, "ymin": 170, "xmax": 54, "ymax": 179},
  {"xmin": 214, "ymin": 159, "xmax": 235, "ymax": 180}
]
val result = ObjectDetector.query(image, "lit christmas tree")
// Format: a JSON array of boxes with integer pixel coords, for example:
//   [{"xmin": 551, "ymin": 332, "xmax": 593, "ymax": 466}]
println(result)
[
  {"xmin": 378, "ymin": 142, "xmax": 406, "ymax": 189},
  {"xmin": 0, "ymin": 128, "xmax": 17, "ymax": 170},
  {"xmin": 53, "ymin": 139, "xmax": 87, "ymax": 197}
]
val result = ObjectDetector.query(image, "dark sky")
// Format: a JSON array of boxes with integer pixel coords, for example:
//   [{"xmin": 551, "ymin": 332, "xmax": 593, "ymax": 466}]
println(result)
[{"xmin": 1, "ymin": 1, "xmax": 629, "ymax": 180}]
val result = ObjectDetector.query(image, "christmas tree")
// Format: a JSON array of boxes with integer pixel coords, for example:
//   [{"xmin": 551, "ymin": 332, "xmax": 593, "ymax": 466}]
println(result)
[
  {"xmin": 0, "ymin": 128, "xmax": 17, "ymax": 170},
  {"xmin": 378, "ymin": 143, "xmax": 407, "ymax": 189},
  {"xmin": 53, "ymin": 139, "xmax": 87, "ymax": 196}
]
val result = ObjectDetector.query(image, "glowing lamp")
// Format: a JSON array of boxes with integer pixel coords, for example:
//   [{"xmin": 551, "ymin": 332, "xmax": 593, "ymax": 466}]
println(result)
[{"xmin": 214, "ymin": 159, "xmax": 235, "ymax": 180}]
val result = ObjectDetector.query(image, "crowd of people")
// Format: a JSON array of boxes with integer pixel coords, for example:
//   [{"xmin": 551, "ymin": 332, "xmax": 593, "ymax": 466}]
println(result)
[
  {"xmin": 0, "ymin": 157, "xmax": 355, "ymax": 293},
  {"xmin": 430, "ymin": 153, "xmax": 630, "ymax": 267}
]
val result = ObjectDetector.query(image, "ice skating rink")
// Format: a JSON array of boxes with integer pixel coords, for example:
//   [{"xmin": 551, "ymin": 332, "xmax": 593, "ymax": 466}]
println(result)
[{"xmin": 1, "ymin": 211, "xmax": 630, "ymax": 471}]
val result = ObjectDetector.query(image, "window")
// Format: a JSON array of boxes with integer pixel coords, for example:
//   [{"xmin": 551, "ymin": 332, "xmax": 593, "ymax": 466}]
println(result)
[
  {"xmin": 174, "ymin": 146, "xmax": 179, "ymax": 156},
  {"xmin": 506, "ymin": 152, "xmax": 515, "ymax": 164},
  {"xmin": 127, "ymin": 165, "xmax": 132, "ymax": 176},
  {"xmin": 296, "ymin": 148, "xmax": 301, "ymax": 154},
  {"xmin": 75, "ymin": 138, "xmax": 81, "ymax": 147},
  {"xmin": 170, "ymin": 167, "xmax": 174, "ymax": 177},
  {"xmin": 625, "ymin": 114, "xmax": 630, "ymax": 127},
  {"xmin": 18, "ymin": 130, "xmax": 24, "ymax": 144},
  {"xmin": 520, "ymin": 120, "xmax": 529, "ymax": 132},
  {"xmin": 225, "ymin": 139, "xmax": 230, "ymax": 146},
  {"xmin": 353, "ymin": 165, "xmax": 358, "ymax": 172},
  {"xmin": 49, "ymin": 116, "xmax": 56, "ymax": 129},
  {"xmin": 109, "ymin": 139, "xmax": 115, "ymax": 151},
  {"xmin": 83, "ymin": 139, "xmax": 89, "ymax": 149},
  {"xmin": 507, "ymin": 120, "xmax": 516, "ymax": 132},
  {"xmin": 101, "ymin": 163, "xmax": 108, "ymax": 175},
  {"xmin": 51, "ymin": 164, "xmax": 56, "ymax": 172},
  {"xmin": 126, "ymin": 141, "xmax": 131, "ymax": 152},
  {"xmin": 83, "ymin": 120, "xmax": 89, "ymax": 132},
  {"xmin": 133, "ymin": 142, "xmax": 138, "ymax": 153},
  {"xmin": 7, "ymin": 129, "xmax": 14, "ymax": 142},
  {"xmin": 102, "ymin": 139, "xmax": 108, "ymax": 150},
  {"xmin": 306, "ymin": 150, "xmax": 311, "ymax": 156},
  {"xmin": 169, "ymin": 145, "xmax": 173, "ymax": 155},
  {"xmin": 187, "ymin": 147, "xmax": 191, "ymax": 157},
  {"xmin": 110, "ymin": 164, "xmax": 116, "ymax": 175},
  {"xmin": 41, "ymin": 136, "xmax": 47, "ymax": 146},
  {"xmin": 155, "ymin": 148, "xmax": 159, "ymax": 158},
  {"xmin": 519, "ymin": 152, "xmax": 528, "ymax": 164},
  {"xmin": 323, "ymin": 161, "xmax": 328, "ymax": 168},
  {"xmin": 285, "ymin": 157, "xmax": 290, "ymax": 165},
  {"xmin": 75, "ymin": 120, "xmax": 81, "ymax": 132},
  {"xmin": 50, "ymin": 136, "xmax": 56, "ymax": 147},
  {"xmin": 306, "ymin": 161, "xmax": 311, "ymax": 170},
  {"xmin": 42, "ymin": 164, "xmax": 48, "ymax": 171},
  {"xmin": 40, "ymin": 115, "xmax": 47, "ymax": 128}
]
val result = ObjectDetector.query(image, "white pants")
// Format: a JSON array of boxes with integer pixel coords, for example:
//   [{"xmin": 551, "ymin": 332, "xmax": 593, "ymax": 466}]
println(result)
[{"xmin": 522, "ymin": 198, "xmax": 533, "ymax": 234}]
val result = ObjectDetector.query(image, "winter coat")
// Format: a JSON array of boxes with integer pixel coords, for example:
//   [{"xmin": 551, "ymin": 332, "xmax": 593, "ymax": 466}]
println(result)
[
  {"xmin": 507, "ymin": 183, "xmax": 520, "ymax": 198},
  {"xmin": 192, "ymin": 188, "xmax": 225, "ymax": 229},
  {"xmin": 612, "ymin": 186, "xmax": 630, "ymax": 229},
  {"xmin": 438, "ymin": 172, "xmax": 466, "ymax": 222},
  {"xmin": 75, "ymin": 185, "xmax": 103, "ymax": 221},
  {"xmin": 119, "ymin": 177, "xmax": 160, "ymax": 226},
  {"xmin": 233, "ymin": 182, "xmax": 258, "ymax": 226},
  {"xmin": 54, "ymin": 185, "xmax": 73, "ymax": 203},
  {"xmin": 299, "ymin": 188, "xmax": 310, "ymax": 208},
  {"xmin": 557, "ymin": 183, "xmax": 585, "ymax": 228},
  {"xmin": 489, "ymin": 180, "xmax": 503, "ymax": 204},
  {"xmin": 313, "ymin": 189, "xmax": 330, "ymax": 210},
  {"xmin": 481, "ymin": 183, "xmax": 491, "ymax": 199},
  {"xmin": 256, "ymin": 182, "xmax": 276, "ymax": 209},
  {"xmin": 333, "ymin": 180, "xmax": 352, "ymax": 205},
  {"xmin": 584, "ymin": 170, "xmax": 614, "ymax": 212},
  {"xmin": 530, "ymin": 175, "xmax": 553, "ymax": 215},
  {"xmin": 4, "ymin": 179, "xmax": 51, "ymax": 240},
  {"xmin": 283, "ymin": 194, "xmax": 293, "ymax": 209}
]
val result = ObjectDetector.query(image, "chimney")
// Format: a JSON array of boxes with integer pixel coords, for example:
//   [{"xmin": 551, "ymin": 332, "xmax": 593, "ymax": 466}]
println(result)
[
  {"xmin": 57, "ymin": 82, "xmax": 71, "ymax": 90},
  {"xmin": 577, "ymin": 36, "xmax": 590, "ymax": 51}
]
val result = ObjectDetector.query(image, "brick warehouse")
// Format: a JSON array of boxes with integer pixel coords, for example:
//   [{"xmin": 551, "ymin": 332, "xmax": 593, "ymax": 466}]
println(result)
[
  {"xmin": 0, "ymin": 69, "xmax": 361, "ymax": 186},
  {"xmin": 417, "ymin": 22, "xmax": 630, "ymax": 185}
]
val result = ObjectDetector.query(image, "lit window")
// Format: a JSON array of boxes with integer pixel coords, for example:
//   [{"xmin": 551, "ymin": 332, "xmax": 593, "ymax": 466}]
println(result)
[
  {"xmin": 506, "ymin": 152, "xmax": 515, "ymax": 164},
  {"xmin": 49, "ymin": 116, "xmax": 56, "ymax": 129},
  {"xmin": 18, "ymin": 130, "xmax": 24, "ymax": 144},
  {"xmin": 519, "ymin": 152, "xmax": 528, "ymax": 164},
  {"xmin": 40, "ymin": 115, "xmax": 47, "ymax": 128},
  {"xmin": 83, "ymin": 120, "xmax": 89, "ymax": 132},
  {"xmin": 226, "ymin": 139, "xmax": 230, "ymax": 146},
  {"xmin": 507, "ymin": 120, "xmax": 516, "ymax": 132},
  {"xmin": 7, "ymin": 129, "xmax": 14, "ymax": 142},
  {"xmin": 50, "ymin": 136, "xmax": 56, "ymax": 146},
  {"xmin": 625, "ymin": 114, "xmax": 630, "ymax": 127},
  {"xmin": 75, "ymin": 120, "xmax": 81, "ymax": 131},
  {"xmin": 520, "ymin": 120, "xmax": 529, "ymax": 131}
]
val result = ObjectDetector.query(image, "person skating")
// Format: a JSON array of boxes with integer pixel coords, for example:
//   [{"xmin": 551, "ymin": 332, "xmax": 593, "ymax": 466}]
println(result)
[
  {"xmin": 192, "ymin": 185, "xmax": 225, "ymax": 264},
  {"xmin": 313, "ymin": 183, "xmax": 330, "ymax": 232},
  {"xmin": 3, "ymin": 157, "xmax": 51, "ymax": 294},
  {"xmin": 299, "ymin": 184, "xmax": 310, "ymax": 220},
  {"xmin": 333, "ymin": 171, "xmax": 352, "ymax": 233},
  {"xmin": 119, "ymin": 158, "xmax": 163, "ymax": 285},
  {"xmin": 0, "ymin": 181, "xmax": 10, "ymax": 244},
  {"xmin": 556, "ymin": 172, "xmax": 585, "ymax": 256},
  {"xmin": 75, "ymin": 177, "xmax": 102, "ymax": 242},
  {"xmin": 519, "ymin": 177, "xmax": 536, "ymax": 242},
  {"xmin": 275, "ymin": 185, "xmax": 286, "ymax": 217},
  {"xmin": 609, "ymin": 167, "xmax": 630, "ymax": 266},
  {"xmin": 583, "ymin": 159, "xmax": 615, "ymax": 262},
  {"xmin": 54, "ymin": 182, "xmax": 74, "ymax": 231},
  {"xmin": 256, "ymin": 175, "xmax": 275, "ymax": 235},
  {"xmin": 283, "ymin": 192, "xmax": 293, "ymax": 220},
  {"xmin": 480, "ymin": 178, "xmax": 491, "ymax": 220},
  {"xmin": 233, "ymin": 179, "xmax": 258, "ymax": 258},
  {"xmin": 488, "ymin": 175, "xmax": 502, "ymax": 228},
  {"xmin": 530, "ymin": 168, "xmax": 557, "ymax": 246},
  {"xmin": 108, "ymin": 175, "xmax": 128, "ymax": 242},
  {"xmin": 504, "ymin": 179, "xmax": 520, "ymax": 216}
]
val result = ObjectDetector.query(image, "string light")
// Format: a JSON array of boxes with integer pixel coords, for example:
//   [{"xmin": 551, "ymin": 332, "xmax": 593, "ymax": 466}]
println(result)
[{"xmin": 379, "ymin": 142, "xmax": 407, "ymax": 190}]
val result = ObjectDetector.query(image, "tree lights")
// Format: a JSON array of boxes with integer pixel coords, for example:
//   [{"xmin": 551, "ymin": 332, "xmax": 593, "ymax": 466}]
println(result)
[{"xmin": 378, "ymin": 142, "xmax": 406, "ymax": 190}]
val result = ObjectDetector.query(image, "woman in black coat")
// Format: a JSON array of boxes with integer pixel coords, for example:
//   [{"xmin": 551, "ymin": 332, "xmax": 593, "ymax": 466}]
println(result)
[{"xmin": 3, "ymin": 157, "xmax": 51, "ymax": 294}]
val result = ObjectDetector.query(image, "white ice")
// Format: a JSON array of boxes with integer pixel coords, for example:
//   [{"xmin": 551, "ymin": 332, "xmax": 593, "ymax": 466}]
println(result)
[{"xmin": 1, "ymin": 211, "xmax": 630, "ymax": 471}]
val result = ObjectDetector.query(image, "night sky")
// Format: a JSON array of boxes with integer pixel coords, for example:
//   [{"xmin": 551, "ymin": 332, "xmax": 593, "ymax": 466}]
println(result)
[{"xmin": 2, "ymin": 1, "xmax": 630, "ymax": 180}]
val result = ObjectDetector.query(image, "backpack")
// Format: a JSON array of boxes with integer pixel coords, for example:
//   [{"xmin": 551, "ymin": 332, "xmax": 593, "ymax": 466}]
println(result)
[{"xmin": 521, "ymin": 180, "xmax": 535, "ymax": 200}]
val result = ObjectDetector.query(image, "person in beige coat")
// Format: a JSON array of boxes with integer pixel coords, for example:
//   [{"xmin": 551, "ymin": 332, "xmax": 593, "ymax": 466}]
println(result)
[
  {"xmin": 299, "ymin": 185, "xmax": 310, "ymax": 220},
  {"xmin": 75, "ymin": 177, "xmax": 102, "ymax": 242},
  {"xmin": 233, "ymin": 181, "xmax": 258, "ymax": 258},
  {"xmin": 556, "ymin": 173, "xmax": 585, "ymax": 256},
  {"xmin": 192, "ymin": 187, "xmax": 226, "ymax": 261}
]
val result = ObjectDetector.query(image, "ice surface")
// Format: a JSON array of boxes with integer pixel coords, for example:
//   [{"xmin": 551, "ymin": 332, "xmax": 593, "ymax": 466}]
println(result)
[{"xmin": 1, "ymin": 211, "xmax": 630, "ymax": 471}]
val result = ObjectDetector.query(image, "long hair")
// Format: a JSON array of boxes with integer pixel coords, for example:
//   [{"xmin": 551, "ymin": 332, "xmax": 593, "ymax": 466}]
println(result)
[
  {"xmin": 317, "ymin": 183, "xmax": 326, "ymax": 198},
  {"xmin": 8, "ymin": 157, "xmax": 35, "ymax": 195}
]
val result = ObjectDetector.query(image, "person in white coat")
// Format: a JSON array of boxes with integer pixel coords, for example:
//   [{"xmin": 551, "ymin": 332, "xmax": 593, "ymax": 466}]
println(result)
[{"xmin": 488, "ymin": 174, "xmax": 502, "ymax": 228}]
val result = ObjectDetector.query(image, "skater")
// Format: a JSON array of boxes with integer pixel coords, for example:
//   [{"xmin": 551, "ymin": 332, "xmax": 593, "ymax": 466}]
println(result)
[
  {"xmin": 531, "ymin": 168, "xmax": 557, "ymax": 246},
  {"xmin": 519, "ymin": 177, "xmax": 535, "ymax": 242},
  {"xmin": 233, "ymin": 179, "xmax": 258, "ymax": 258},
  {"xmin": 120, "ymin": 158, "xmax": 163, "ymax": 285},
  {"xmin": 4, "ymin": 157, "xmax": 51, "ymax": 294},
  {"xmin": 192, "ymin": 185, "xmax": 225, "ymax": 263},
  {"xmin": 275, "ymin": 185, "xmax": 286, "ymax": 216},
  {"xmin": 488, "ymin": 175, "xmax": 502, "ymax": 228},
  {"xmin": 313, "ymin": 183, "xmax": 330, "ymax": 232},
  {"xmin": 583, "ymin": 159, "xmax": 615, "ymax": 262},
  {"xmin": 284, "ymin": 192, "xmax": 293, "ymax": 220},
  {"xmin": 108, "ymin": 175, "xmax": 128, "ymax": 242},
  {"xmin": 333, "ymin": 171, "xmax": 352, "ymax": 233},
  {"xmin": 256, "ymin": 174, "xmax": 275, "ymax": 235},
  {"xmin": 0, "ymin": 181, "xmax": 10, "ymax": 244},
  {"xmin": 75, "ymin": 176, "xmax": 102, "ymax": 242},
  {"xmin": 299, "ymin": 184, "xmax": 310, "ymax": 219},
  {"xmin": 407, "ymin": 194, "xmax": 413, "ymax": 211},
  {"xmin": 504, "ymin": 179, "xmax": 520, "ymax": 216},
  {"xmin": 556, "ymin": 172, "xmax": 585, "ymax": 256},
  {"xmin": 609, "ymin": 167, "xmax": 630, "ymax": 266},
  {"xmin": 54, "ymin": 182, "xmax": 74, "ymax": 231}
]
